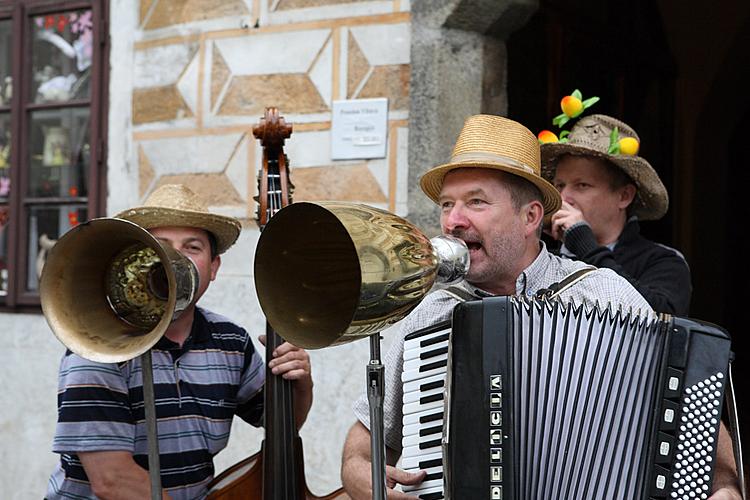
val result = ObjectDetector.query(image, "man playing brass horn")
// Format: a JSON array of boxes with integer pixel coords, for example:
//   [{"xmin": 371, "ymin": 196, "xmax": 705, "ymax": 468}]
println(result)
[
  {"xmin": 45, "ymin": 184, "xmax": 313, "ymax": 499},
  {"xmin": 340, "ymin": 115, "xmax": 741, "ymax": 499}
]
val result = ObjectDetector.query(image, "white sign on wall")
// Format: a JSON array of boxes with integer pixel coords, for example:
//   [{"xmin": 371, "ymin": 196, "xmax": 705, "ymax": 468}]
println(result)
[{"xmin": 331, "ymin": 98, "xmax": 388, "ymax": 160}]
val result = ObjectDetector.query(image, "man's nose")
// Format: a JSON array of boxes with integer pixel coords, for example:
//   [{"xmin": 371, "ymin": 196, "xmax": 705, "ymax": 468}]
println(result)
[
  {"xmin": 558, "ymin": 185, "xmax": 574, "ymax": 204},
  {"xmin": 442, "ymin": 205, "xmax": 469, "ymax": 232}
]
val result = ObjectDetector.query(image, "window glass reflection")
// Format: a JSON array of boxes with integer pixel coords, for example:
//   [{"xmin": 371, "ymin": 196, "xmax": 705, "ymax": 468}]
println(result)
[
  {"xmin": 31, "ymin": 10, "xmax": 92, "ymax": 104},
  {"xmin": 28, "ymin": 108, "xmax": 89, "ymax": 198},
  {"xmin": 26, "ymin": 204, "xmax": 87, "ymax": 291},
  {"xmin": 0, "ymin": 19, "xmax": 11, "ymax": 106}
]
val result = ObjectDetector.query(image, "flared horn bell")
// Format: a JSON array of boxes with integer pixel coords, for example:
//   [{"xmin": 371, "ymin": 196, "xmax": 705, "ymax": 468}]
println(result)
[
  {"xmin": 254, "ymin": 202, "xmax": 469, "ymax": 349},
  {"xmin": 40, "ymin": 218, "xmax": 199, "ymax": 363}
]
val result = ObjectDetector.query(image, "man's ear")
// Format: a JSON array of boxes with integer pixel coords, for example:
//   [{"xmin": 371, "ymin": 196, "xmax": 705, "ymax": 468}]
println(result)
[
  {"xmin": 210, "ymin": 255, "xmax": 221, "ymax": 281},
  {"xmin": 619, "ymin": 184, "xmax": 637, "ymax": 209},
  {"xmin": 523, "ymin": 200, "xmax": 544, "ymax": 236}
]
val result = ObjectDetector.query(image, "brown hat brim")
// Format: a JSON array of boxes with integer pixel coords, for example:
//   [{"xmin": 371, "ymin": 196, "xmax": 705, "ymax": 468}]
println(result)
[
  {"xmin": 420, "ymin": 160, "xmax": 562, "ymax": 215},
  {"xmin": 114, "ymin": 207, "xmax": 241, "ymax": 254},
  {"xmin": 540, "ymin": 143, "xmax": 668, "ymax": 220}
]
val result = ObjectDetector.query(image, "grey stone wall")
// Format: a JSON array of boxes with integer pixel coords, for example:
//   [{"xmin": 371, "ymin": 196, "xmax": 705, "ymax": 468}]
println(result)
[{"xmin": 407, "ymin": 0, "xmax": 538, "ymax": 235}]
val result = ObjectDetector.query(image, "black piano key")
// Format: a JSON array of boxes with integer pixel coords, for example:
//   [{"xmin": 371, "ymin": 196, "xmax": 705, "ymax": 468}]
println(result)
[
  {"xmin": 404, "ymin": 320, "xmax": 450, "ymax": 341},
  {"xmin": 421, "ymin": 332, "xmax": 449, "ymax": 347},
  {"xmin": 419, "ymin": 424, "xmax": 443, "ymax": 437},
  {"xmin": 419, "ymin": 493, "xmax": 444, "ymax": 500},
  {"xmin": 420, "ymin": 346, "xmax": 448, "ymax": 360},
  {"xmin": 424, "ymin": 472, "xmax": 444, "ymax": 481},
  {"xmin": 420, "ymin": 359, "xmax": 447, "ymax": 372},
  {"xmin": 420, "ymin": 393, "xmax": 443, "ymax": 405},
  {"xmin": 419, "ymin": 438, "xmax": 442, "ymax": 450},
  {"xmin": 419, "ymin": 458, "xmax": 442, "ymax": 469},
  {"xmin": 420, "ymin": 411, "xmax": 443, "ymax": 423},
  {"xmin": 420, "ymin": 380, "xmax": 444, "ymax": 391}
]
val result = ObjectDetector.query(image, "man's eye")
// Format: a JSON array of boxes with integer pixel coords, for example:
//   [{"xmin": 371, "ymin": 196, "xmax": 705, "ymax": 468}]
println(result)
[
  {"xmin": 440, "ymin": 202, "xmax": 454, "ymax": 210},
  {"xmin": 468, "ymin": 198, "xmax": 485, "ymax": 206}
]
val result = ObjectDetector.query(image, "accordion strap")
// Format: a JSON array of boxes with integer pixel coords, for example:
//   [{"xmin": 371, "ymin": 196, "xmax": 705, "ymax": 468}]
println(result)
[
  {"xmin": 726, "ymin": 360, "xmax": 747, "ymax": 499},
  {"xmin": 535, "ymin": 266, "xmax": 597, "ymax": 300},
  {"xmin": 442, "ymin": 285, "xmax": 478, "ymax": 303}
]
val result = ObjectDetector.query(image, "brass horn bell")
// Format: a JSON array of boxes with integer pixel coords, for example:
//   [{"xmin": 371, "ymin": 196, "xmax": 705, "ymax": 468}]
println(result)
[
  {"xmin": 254, "ymin": 202, "xmax": 469, "ymax": 349},
  {"xmin": 40, "ymin": 218, "xmax": 199, "ymax": 363}
]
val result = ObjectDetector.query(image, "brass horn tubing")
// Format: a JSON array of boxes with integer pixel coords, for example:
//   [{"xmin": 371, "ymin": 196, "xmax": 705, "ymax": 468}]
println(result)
[
  {"xmin": 39, "ymin": 218, "xmax": 197, "ymax": 363},
  {"xmin": 254, "ymin": 202, "xmax": 438, "ymax": 349}
]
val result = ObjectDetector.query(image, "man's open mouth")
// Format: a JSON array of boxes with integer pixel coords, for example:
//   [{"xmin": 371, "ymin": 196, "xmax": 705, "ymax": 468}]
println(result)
[{"xmin": 465, "ymin": 241, "xmax": 482, "ymax": 251}]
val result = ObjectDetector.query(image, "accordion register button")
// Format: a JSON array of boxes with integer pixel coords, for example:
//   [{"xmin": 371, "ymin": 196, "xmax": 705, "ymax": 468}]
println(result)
[
  {"xmin": 490, "ymin": 447, "xmax": 502, "ymax": 463},
  {"xmin": 655, "ymin": 432, "xmax": 675, "ymax": 463},
  {"xmin": 490, "ymin": 485, "xmax": 502, "ymax": 499},
  {"xmin": 490, "ymin": 375, "xmax": 502, "ymax": 390},
  {"xmin": 664, "ymin": 368, "xmax": 683, "ymax": 399},
  {"xmin": 661, "ymin": 400, "xmax": 679, "ymax": 430},
  {"xmin": 651, "ymin": 465, "xmax": 671, "ymax": 497}
]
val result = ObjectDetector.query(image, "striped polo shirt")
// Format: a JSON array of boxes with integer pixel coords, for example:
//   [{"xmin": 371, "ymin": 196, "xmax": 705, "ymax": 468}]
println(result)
[{"xmin": 46, "ymin": 307, "xmax": 265, "ymax": 499}]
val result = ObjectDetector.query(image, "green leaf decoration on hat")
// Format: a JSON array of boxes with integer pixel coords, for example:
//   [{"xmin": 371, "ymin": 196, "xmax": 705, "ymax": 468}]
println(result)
[
  {"xmin": 608, "ymin": 127, "xmax": 621, "ymax": 154},
  {"xmin": 551, "ymin": 89, "xmax": 600, "ymax": 128}
]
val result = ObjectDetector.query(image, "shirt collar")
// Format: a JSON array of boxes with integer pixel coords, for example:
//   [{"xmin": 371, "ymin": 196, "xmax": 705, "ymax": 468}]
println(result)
[
  {"xmin": 154, "ymin": 307, "xmax": 212, "ymax": 352},
  {"xmin": 516, "ymin": 241, "xmax": 553, "ymax": 297}
]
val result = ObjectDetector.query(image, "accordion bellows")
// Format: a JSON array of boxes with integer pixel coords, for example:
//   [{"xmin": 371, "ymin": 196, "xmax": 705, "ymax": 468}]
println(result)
[{"xmin": 401, "ymin": 297, "xmax": 732, "ymax": 500}]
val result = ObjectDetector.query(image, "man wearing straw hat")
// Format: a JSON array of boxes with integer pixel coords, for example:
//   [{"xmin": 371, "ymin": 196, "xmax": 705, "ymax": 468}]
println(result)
[
  {"xmin": 46, "ymin": 184, "xmax": 313, "ymax": 499},
  {"xmin": 341, "ymin": 115, "xmax": 740, "ymax": 499},
  {"xmin": 541, "ymin": 114, "xmax": 692, "ymax": 315}
]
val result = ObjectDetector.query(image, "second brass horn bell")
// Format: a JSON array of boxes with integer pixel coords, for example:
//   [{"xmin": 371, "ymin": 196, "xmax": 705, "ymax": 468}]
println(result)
[
  {"xmin": 254, "ymin": 202, "xmax": 469, "ymax": 349},
  {"xmin": 40, "ymin": 218, "xmax": 199, "ymax": 363}
]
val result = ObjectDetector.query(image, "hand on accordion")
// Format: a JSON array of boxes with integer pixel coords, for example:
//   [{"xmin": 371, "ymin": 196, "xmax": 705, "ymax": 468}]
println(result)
[
  {"xmin": 385, "ymin": 465, "xmax": 426, "ymax": 496},
  {"xmin": 708, "ymin": 487, "xmax": 743, "ymax": 500}
]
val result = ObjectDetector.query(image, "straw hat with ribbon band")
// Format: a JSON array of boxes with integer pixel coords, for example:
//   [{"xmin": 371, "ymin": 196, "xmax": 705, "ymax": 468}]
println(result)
[
  {"xmin": 540, "ymin": 114, "xmax": 668, "ymax": 221},
  {"xmin": 115, "ymin": 184, "xmax": 242, "ymax": 254},
  {"xmin": 420, "ymin": 114, "xmax": 562, "ymax": 215}
]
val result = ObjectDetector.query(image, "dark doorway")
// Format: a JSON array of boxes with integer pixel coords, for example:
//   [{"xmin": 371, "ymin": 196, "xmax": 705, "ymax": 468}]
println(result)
[{"xmin": 507, "ymin": 0, "xmax": 749, "ymax": 483}]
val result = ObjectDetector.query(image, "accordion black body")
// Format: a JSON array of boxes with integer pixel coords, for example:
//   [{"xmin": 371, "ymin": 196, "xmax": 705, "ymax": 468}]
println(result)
[{"xmin": 401, "ymin": 297, "xmax": 733, "ymax": 500}]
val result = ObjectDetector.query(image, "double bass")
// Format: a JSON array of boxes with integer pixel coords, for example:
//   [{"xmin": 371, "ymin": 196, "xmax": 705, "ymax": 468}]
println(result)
[{"xmin": 206, "ymin": 108, "xmax": 349, "ymax": 500}]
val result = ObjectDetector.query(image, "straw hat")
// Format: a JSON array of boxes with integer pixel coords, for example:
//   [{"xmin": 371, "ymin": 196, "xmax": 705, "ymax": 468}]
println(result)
[
  {"xmin": 420, "ymin": 114, "xmax": 561, "ymax": 215},
  {"xmin": 540, "ymin": 114, "xmax": 668, "ymax": 220},
  {"xmin": 115, "ymin": 184, "xmax": 241, "ymax": 254}
]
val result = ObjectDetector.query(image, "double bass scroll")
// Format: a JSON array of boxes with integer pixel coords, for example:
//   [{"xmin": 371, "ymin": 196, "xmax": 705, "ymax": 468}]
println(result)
[{"xmin": 206, "ymin": 108, "xmax": 349, "ymax": 500}]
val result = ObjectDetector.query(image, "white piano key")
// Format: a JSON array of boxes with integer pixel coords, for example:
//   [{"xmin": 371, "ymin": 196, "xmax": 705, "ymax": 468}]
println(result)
[
  {"xmin": 401, "ymin": 484, "xmax": 445, "ymax": 498},
  {"xmin": 403, "ymin": 441, "xmax": 442, "ymax": 459},
  {"xmin": 403, "ymin": 394, "xmax": 443, "ymax": 415},
  {"xmin": 402, "ymin": 451, "xmax": 443, "ymax": 470},
  {"xmin": 402, "ymin": 477, "xmax": 445, "ymax": 493}
]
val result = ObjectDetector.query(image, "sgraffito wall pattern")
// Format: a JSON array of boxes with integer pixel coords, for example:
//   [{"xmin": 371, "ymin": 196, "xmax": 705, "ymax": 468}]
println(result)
[
  {"xmin": 128, "ymin": 0, "xmax": 411, "ymax": 494},
  {"xmin": 133, "ymin": 0, "xmax": 411, "ymax": 219}
]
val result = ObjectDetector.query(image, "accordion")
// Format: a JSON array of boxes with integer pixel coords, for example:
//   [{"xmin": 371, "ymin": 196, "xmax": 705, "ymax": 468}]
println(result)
[{"xmin": 401, "ymin": 297, "xmax": 733, "ymax": 500}]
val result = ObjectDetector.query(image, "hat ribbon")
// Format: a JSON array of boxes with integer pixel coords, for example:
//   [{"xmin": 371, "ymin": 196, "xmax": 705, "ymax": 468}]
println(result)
[{"xmin": 450, "ymin": 152, "xmax": 536, "ymax": 175}]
